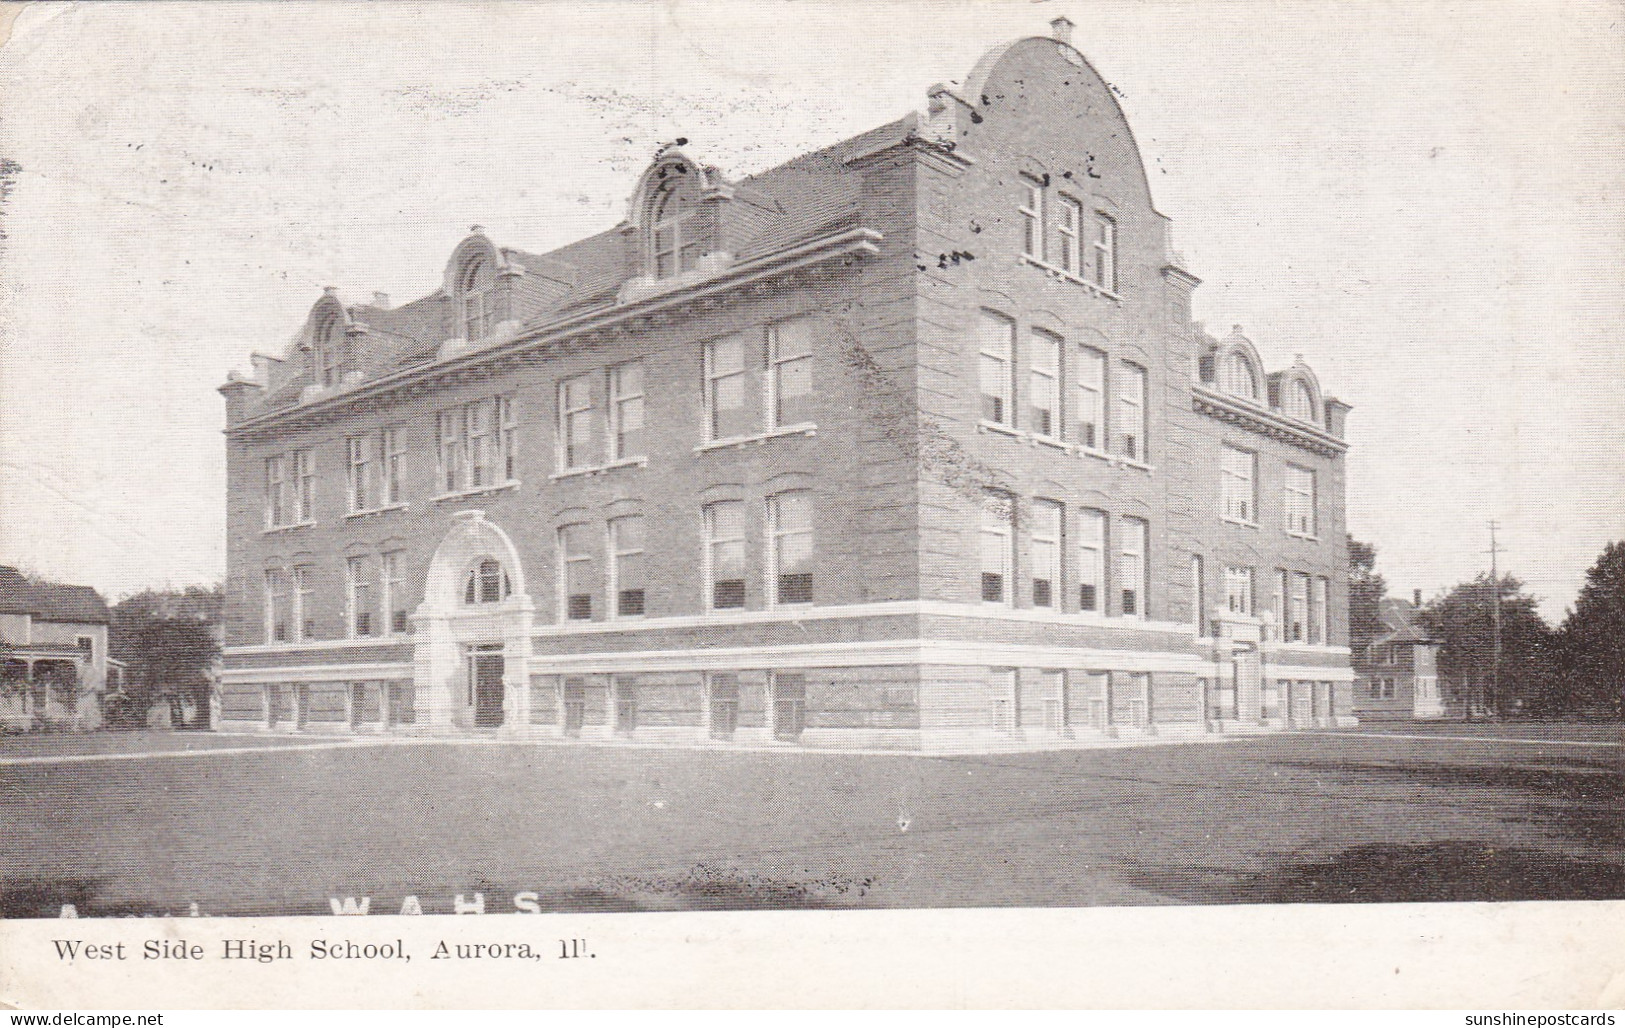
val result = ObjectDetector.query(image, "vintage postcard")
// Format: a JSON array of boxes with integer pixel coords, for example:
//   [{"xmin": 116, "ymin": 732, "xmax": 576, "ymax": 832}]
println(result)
[{"xmin": 0, "ymin": 0, "xmax": 1621, "ymax": 1010}]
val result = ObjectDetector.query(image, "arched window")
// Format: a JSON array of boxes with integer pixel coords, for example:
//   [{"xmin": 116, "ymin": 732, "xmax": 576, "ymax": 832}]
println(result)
[
  {"xmin": 1286, "ymin": 378, "xmax": 1317, "ymax": 422},
  {"xmin": 463, "ymin": 558, "xmax": 511, "ymax": 605},
  {"xmin": 651, "ymin": 173, "xmax": 702, "ymax": 278},
  {"xmin": 1221, "ymin": 351, "xmax": 1257, "ymax": 400},
  {"xmin": 314, "ymin": 314, "xmax": 342, "ymax": 387},
  {"xmin": 459, "ymin": 257, "xmax": 495, "ymax": 340}
]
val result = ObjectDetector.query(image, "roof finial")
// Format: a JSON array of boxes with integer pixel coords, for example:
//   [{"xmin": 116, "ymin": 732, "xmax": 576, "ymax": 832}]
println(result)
[
  {"xmin": 470, "ymin": 224, "xmax": 486, "ymax": 236},
  {"xmin": 1050, "ymin": 16, "xmax": 1074, "ymax": 44}
]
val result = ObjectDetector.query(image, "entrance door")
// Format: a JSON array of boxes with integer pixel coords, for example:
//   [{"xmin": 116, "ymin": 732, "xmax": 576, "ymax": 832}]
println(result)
[{"xmin": 472, "ymin": 654, "xmax": 505, "ymax": 728}]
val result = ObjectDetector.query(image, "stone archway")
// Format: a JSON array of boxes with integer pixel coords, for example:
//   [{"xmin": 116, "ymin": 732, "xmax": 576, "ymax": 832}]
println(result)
[{"xmin": 411, "ymin": 510, "xmax": 535, "ymax": 733}]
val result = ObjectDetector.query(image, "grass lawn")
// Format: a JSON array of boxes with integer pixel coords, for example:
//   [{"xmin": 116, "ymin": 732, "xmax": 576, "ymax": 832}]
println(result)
[{"xmin": 2, "ymin": 727, "xmax": 1620, "ymax": 917}]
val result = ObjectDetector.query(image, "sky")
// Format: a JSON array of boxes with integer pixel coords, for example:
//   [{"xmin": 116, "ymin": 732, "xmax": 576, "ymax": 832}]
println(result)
[{"xmin": 0, "ymin": 0, "xmax": 1621, "ymax": 620}]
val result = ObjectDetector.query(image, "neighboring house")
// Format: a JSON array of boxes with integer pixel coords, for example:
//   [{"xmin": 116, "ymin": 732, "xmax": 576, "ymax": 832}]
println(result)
[
  {"xmin": 1353, "ymin": 592, "xmax": 1444, "ymax": 720},
  {"xmin": 216, "ymin": 22, "xmax": 1354, "ymax": 750},
  {"xmin": 0, "ymin": 566, "xmax": 116, "ymax": 731}
]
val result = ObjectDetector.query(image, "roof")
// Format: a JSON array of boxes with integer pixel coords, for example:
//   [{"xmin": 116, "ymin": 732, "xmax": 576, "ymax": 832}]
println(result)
[
  {"xmin": 1374, "ymin": 596, "xmax": 1433, "ymax": 645},
  {"xmin": 0, "ymin": 567, "xmax": 111, "ymax": 624}
]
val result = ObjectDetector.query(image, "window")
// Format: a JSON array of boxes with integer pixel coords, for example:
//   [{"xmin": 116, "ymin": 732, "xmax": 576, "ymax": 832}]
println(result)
[
  {"xmin": 1076, "ymin": 346, "xmax": 1105, "ymax": 449},
  {"xmin": 76, "ymin": 635, "xmax": 93, "ymax": 657},
  {"xmin": 382, "ymin": 552, "xmax": 407, "ymax": 635},
  {"xmin": 265, "ymin": 455, "xmax": 288, "ymax": 528},
  {"xmin": 382, "ymin": 427, "xmax": 405, "ymax": 505},
  {"xmin": 438, "ymin": 398, "xmax": 515, "ymax": 493},
  {"xmin": 1284, "ymin": 465, "xmax": 1317, "ymax": 536},
  {"xmin": 769, "ymin": 317, "xmax": 815, "ymax": 428},
  {"xmin": 1221, "ymin": 351, "xmax": 1257, "ymax": 400},
  {"xmin": 1191, "ymin": 555, "xmax": 1206, "ymax": 635},
  {"xmin": 558, "ymin": 524, "xmax": 594, "ymax": 620},
  {"xmin": 1031, "ymin": 499, "xmax": 1062, "ymax": 608},
  {"xmin": 293, "ymin": 566, "xmax": 314, "ymax": 641},
  {"xmin": 346, "ymin": 435, "xmax": 375, "ymax": 513},
  {"xmin": 437, "ymin": 411, "xmax": 462, "ymax": 493},
  {"xmin": 1312, "ymin": 576, "xmax": 1329, "ymax": 645},
  {"xmin": 768, "ymin": 491, "xmax": 814, "ymax": 606},
  {"xmin": 499, "ymin": 397, "xmax": 517, "ymax": 482},
  {"xmin": 1057, "ymin": 196, "xmax": 1082, "ymax": 275},
  {"xmin": 1221, "ymin": 445, "xmax": 1257, "ymax": 523},
  {"xmin": 652, "ymin": 176, "xmax": 702, "ymax": 278},
  {"xmin": 314, "ymin": 315, "xmax": 342, "ymax": 388},
  {"xmin": 1019, "ymin": 176, "xmax": 1044, "ymax": 260},
  {"xmin": 613, "ymin": 676, "xmax": 638, "ymax": 734},
  {"xmin": 704, "ymin": 501, "xmax": 747, "ymax": 610},
  {"xmin": 1028, "ymin": 328, "xmax": 1061, "ymax": 438},
  {"xmin": 459, "ymin": 258, "xmax": 495, "ymax": 340},
  {"xmin": 1290, "ymin": 572, "xmax": 1310, "ymax": 642},
  {"xmin": 346, "ymin": 556, "xmax": 373, "ymax": 638},
  {"xmin": 608, "ymin": 363, "xmax": 645, "ymax": 461},
  {"xmin": 1225, "ymin": 565, "xmax": 1254, "ymax": 615},
  {"xmin": 1286, "ymin": 379, "xmax": 1316, "ymax": 422},
  {"xmin": 264, "ymin": 569, "xmax": 288, "ymax": 643},
  {"xmin": 707, "ymin": 673, "xmax": 740, "ymax": 740},
  {"xmin": 978, "ymin": 312, "xmax": 1015, "ymax": 426},
  {"xmin": 990, "ymin": 668, "xmax": 1018, "ymax": 734},
  {"xmin": 466, "ymin": 398, "xmax": 494, "ymax": 488},
  {"xmin": 1090, "ymin": 213, "xmax": 1116, "ymax": 292},
  {"xmin": 557, "ymin": 375, "xmax": 596, "ymax": 471},
  {"xmin": 704, "ymin": 333, "xmax": 751, "ymax": 441},
  {"xmin": 463, "ymin": 558, "xmax": 510, "ymax": 605},
  {"xmin": 1273, "ymin": 570, "xmax": 1288, "ymax": 641},
  {"xmin": 609, "ymin": 516, "xmax": 645, "ymax": 617},
  {"xmin": 980, "ymin": 491, "xmax": 1014, "ymax": 605},
  {"xmin": 772, "ymin": 671, "xmax": 807, "ymax": 741},
  {"xmin": 293, "ymin": 451, "xmax": 313, "ymax": 522},
  {"xmin": 1118, "ymin": 516, "xmax": 1147, "ymax": 618},
  {"xmin": 1078, "ymin": 508, "xmax": 1105, "ymax": 612},
  {"xmin": 1117, "ymin": 363, "xmax": 1146, "ymax": 460}
]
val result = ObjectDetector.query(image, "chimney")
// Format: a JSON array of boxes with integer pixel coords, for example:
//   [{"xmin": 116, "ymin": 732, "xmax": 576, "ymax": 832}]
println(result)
[
  {"xmin": 1050, "ymin": 16, "xmax": 1074, "ymax": 45},
  {"xmin": 1414, "ymin": 589, "xmax": 1422, "ymax": 607},
  {"xmin": 372, "ymin": 291, "xmax": 391, "ymax": 309}
]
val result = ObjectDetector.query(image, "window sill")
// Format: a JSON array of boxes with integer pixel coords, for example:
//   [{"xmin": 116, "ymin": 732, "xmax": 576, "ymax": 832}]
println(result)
[
  {"xmin": 694, "ymin": 423, "xmax": 817, "ymax": 453},
  {"xmin": 977, "ymin": 426, "xmax": 1153, "ymax": 472},
  {"xmin": 550, "ymin": 458, "xmax": 647, "ymax": 481},
  {"xmin": 1285, "ymin": 531, "xmax": 1321, "ymax": 542},
  {"xmin": 1018, "ymin": 254, "xmax": 1120, "ymax": 300},
  {"xmin": 976, "ymin": 420, "xmax": 1021, "ymax": 438},
  {"xmin": 344, "ymin": 503, "xmax": 410, "ymax": 521},
  {"xmin": 262, "ymin": 521, "xmax": 316, "ymax": 536},
  {"xmin": 431, "ymin": 480, "xmax": 521, "ymax": 503},
  {"xmin": 1221, "ymin": 516, "xmax": 1259, "ymax": 530}
]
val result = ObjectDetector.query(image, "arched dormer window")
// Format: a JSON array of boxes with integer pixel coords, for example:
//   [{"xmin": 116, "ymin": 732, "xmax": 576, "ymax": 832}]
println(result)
[
  {"xmin": 1221, "ymin": 351, "xmax": 1257, "ymax": 400},
  {"xmin": 1286, "ymin": 378, "xmax": 1317, "ymax": 422},
  {"xmin": 313, "ymin": 312, "xmax": 342, "ymax": 388},
  {"xmin": 463, "ymin": 558, "xmax": 511, "ymax": 605},
  {"xmin": 651, "ymin": 172, "xmax": 702, "ymax": 278},
  {"xmin": 458, "ymin": 257, "xmax": 496, "ymax": 340}
]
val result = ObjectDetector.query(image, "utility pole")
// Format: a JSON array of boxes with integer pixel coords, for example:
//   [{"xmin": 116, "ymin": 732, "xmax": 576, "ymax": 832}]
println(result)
[{"xmin": 1487, "ymin": 520, "xmax": 1504, "ymax": 718}]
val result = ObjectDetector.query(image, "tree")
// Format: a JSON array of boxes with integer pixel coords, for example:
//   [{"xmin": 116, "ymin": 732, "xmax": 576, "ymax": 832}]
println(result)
[
  {"xmin": 108, "ymin": 585, "xmax": 223, "ymax": 728},
  {"xmin": 1419, "ymin": 574, "xmax": 1556, "ymax": 717},
  {"xmin": 1555, "ymin": 541, "xmax": 1625, "ymax": 718},
  {"xmin": 1347, "ymin": 535, "xmax": 1387, "ymax": 657}
]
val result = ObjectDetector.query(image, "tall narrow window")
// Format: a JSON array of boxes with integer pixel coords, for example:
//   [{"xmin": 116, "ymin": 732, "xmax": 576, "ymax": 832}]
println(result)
[
  {"xmin": 609, "ymin": 363, "xmax": 645, "ymax": 461},
  {"xmin": 1078, "ymin": 508, "xmax": 1105, "ymax": 613},
  {"xmin": 978, "ymin": 312, "xmax": 1015, "ymax": 426},
  {"xmin": 1191, "ymin": 555, "xmax": 1206, "ymax": 635},
  {"xmin": 315, "ymin": 317, "xmax": 342, "ymax": 388},
  {"xmin": 1091, "ymin": 213, "xmax": 1116, "ymax": 292},
  {"xmin": 1118, "ymin": 516, "xmax": 1147, "ymax": 618},
  {"xmin": 704, "ymin": 501, "xmax": 747, "ymax": 610},
  {"xmin": 1032, "ymin": 499, "xmax": 1062, "ymax": 608},
  {"xmin": 460, "ymin": 258, "xmax": 495, "ymax": 340},
  {"xmin": 1312, "ymin": 576, "xmax": 1329, "ymax": 645},
  {"xmin": 1290, "ymin": 572, "xmax": 1310, "ymax": 643},
  {"xmin": 558, "ymin": 524, "xmax": 594, "ymax": 620},
  {"xmin": 769, "ymin": 316, "xmax": 815, "ymax": 428},
  {"xmin": 437, "ymin": 411, "xmax": 462, "ymax": 493},
  {"xmin": 382, "ymin": 551, "xmax": 406, "ymax": 635},
  {"xmin": 1076, "ymin": 346, "xmax": 1105, "ymax": 449},
  {"xmin": 346, "ymin": 556, "xmax": 373, "ymax": 638},
  {"xmin": 704, "ymin": 333, "xmax": 750, "ymax": 441},
  {"xmin": 498, "ymin": 396, "xmax": 517, "ymax": 482},
  {"xmin": 292, "ymin": 450, "xmax": 314, "ymax": 523},
  {"xmin": 265, "ymin": 455, "xmax": 288, "ymax": 528},
  {"xmin": 1273, "ymin": 570, "xmax": 1288, "ymax": 640},
  {"xmin": 652, "ymin": 177, "xmax": 701, "ymax": 278},
  {"xmin": 1221, "ymin": 445, "xmax": 1257, "ymax": 523},
  {"xmin": 557, "ymin": 374, "xmax": 595, "ymax": 470},
  {"xmin": 293, "ymin": 566, "xmax": 314, "ymax": 642},
  {"xmin": 1225, "ymin": 565, "xmax": 1254, "ymax": 615},
  {"xmin": 1028, "ymin": 328, "xmax": 1061, "ymax": 438},
  {"xmin": 346, "ymin": 435, "xmax": 374, "ymax": 513},
  {"xmin": 1057, "ymin": 196, "xmax": 1082, "ymax": 274},
  {"xmin": 464, "ymin": 399, "xmax": 492, "ymax": 488},
  {"xmin": 1117, "ymin": 363, "xmax": 1146, "ymax": 460},
  {"xmin": 1019, "ymin": 176, "xmax": 1044, "ymax": 260},
  {"xmin": 264, "ymin": 569, "xmax": 289, "ymax": 643},
  {"xmin": 382, "ymin": 427, "xmax": 405, "ymax": 505},
  {"xmin": 980, "ymin": 491, "xmax": 1014, "ymax": 605},
  {"xmin": 768, "ymin": 491, "xmax": 814, "ymax": 605},
  {"xmin": 1287, "ymin": 379, "xmax": 1316, "ymax": 422},
  {"xmin": 1284, "ymin": 465, "xmax": 1316, "ymax": 536},
  {"xmin": 609, "ymin": 515, "xmax": 646, "ymax": 617},
  {"xmin": 464, "ymin": 558, "xmax": 509, "ymax": 605},
  {"xmin": 1222, "ymin": 352, "xmax": 1257, "ymax": 400}
]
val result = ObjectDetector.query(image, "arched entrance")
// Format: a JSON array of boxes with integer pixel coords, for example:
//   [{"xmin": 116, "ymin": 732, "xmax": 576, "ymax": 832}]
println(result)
[{"xmin": 412, "ymin": 510, "xmax": 535, "ymax": 733}]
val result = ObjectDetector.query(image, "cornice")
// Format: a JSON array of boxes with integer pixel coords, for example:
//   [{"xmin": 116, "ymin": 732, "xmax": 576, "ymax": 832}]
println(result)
[{"xmin": 1191, "ymin": 384, "xmax": 1347, "ymax": 457}]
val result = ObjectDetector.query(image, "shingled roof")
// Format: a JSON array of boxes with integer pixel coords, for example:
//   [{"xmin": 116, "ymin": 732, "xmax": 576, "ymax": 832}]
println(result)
[
  {"xmin": 0, "ymin": 567, "xmax": 111, "ymax": 624},
  {"xmin": 1374, "ymin": 596, "xmax": 1434, "ymax": 646}
]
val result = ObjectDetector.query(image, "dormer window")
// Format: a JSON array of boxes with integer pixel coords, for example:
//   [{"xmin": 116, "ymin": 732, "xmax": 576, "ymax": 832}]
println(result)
[
  {"xmin": 463, "ymin": 558, "xmax": 511, "ymax": 605},
  {"xmin": 314, "ymin": 313, "xmax": 342, "ymax": 388},
  {"xmin": 1221, "ymin": 351, "xmax": 1257, "ymax": 400},
  {"xmin": 1286, "ymin": 378, "xmax": 1317, "ymax": 422},
  {"xmin": 459, "ymin": 257, "xmax": 496, "ymax": 340},
  {"xmin": 652, "ymin": 173, "xmax": 702, "ymax": 278}
]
